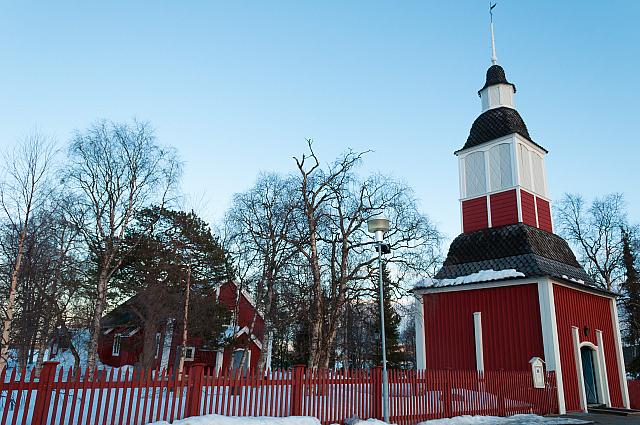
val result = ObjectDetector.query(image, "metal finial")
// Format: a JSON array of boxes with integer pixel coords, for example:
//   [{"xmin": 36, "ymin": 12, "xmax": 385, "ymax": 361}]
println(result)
[{"xmin": 490, "ymin": 2, "xmax": 498, "ymax": 65}]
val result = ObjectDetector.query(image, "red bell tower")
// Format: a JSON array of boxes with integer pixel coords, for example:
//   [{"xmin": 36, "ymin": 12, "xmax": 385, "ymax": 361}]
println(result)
[{"xmin": 457, "ymin": 64, "xmax": 553, "ymax": 234}]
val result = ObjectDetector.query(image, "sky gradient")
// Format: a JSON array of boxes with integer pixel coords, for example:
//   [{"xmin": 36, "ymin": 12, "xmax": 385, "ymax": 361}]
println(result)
[{"xmin": 1, "ymin": 1, "xmax": 638, "ymax": 240}]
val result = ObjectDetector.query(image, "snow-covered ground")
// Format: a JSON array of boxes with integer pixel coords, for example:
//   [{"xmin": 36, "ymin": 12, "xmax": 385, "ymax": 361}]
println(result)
[
  {"xmin": 148, "ymin": 415, "xmax": 590, "ymax": 425},
  {"xmin": 5, "ymin": 329, "xmax": 112, "ymax": 371},
  {"xmin": 417, "ymin": 414, "xmax": 590, "ymax": 424},
  {"xmin": 150, "ymin": 415, "xmax": 321, "ymax": 425}
]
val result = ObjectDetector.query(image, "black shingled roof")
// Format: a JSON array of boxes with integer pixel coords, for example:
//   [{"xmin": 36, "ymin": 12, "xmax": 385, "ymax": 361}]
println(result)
[
  {"xmin": 458, "ymin": 107, "xmax": 546, "ymax": 153},
  {"xmin": 478, "ymin": 64, "xmax": 516, "ymax": 94},
  {"xmin": 434, "ymin": 223, "xmax": 595, "ymax": 287}
]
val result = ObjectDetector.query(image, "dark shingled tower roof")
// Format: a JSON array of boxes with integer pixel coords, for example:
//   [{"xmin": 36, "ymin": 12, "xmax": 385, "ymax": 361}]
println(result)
[
  {"xmin": 478, "ymin": 64, "xmax": 516, "ymax": 94},
  {"xmin": 434, "ymin": 223, "xmax": 596, "ymax": 288},
  {"xmin": 460, "ymin": 107, "xmax": 543, "ymax": 152}
]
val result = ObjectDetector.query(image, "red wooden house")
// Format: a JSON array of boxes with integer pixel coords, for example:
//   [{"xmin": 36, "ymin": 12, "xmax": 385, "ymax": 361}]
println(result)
[
  {"xmin": 413, "ymin": 62, "xmax": 630, "ymax": 414},
  {"xmin": 98, "ymin": 281, "xmax": 267, "ymax": 373}
]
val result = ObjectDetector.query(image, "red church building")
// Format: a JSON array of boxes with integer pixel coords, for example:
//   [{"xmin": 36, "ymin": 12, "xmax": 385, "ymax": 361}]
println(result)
[
  {"xmin": 413, "ymin": 60, "xmax": 630, "ymax": 414},
  {"xmin": 98, "ymin": 281, "xmax": 267, "ymax": 373}
]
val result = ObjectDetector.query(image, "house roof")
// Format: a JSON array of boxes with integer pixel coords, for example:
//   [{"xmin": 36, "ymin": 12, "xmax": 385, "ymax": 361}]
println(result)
[
  {"xmin": 432, "ymin": 223, "xmax": 596, "ymax": 288},
  {"xmin": 100, "ymin": 295, "xmax": 146, "ymax": 328},
  {"xmin": 478, "ymin": 64, "xmax": 516, "ymax": 94}
]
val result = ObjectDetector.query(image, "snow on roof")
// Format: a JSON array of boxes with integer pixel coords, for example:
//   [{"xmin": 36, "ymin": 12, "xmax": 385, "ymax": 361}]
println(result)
[
  {"xmin": 561, "ymin": 274, "xmax": 585, "ymax": 285},
  {"xmin": 415, "ymin": 269, "xmax": 525, "ymax": 289}
]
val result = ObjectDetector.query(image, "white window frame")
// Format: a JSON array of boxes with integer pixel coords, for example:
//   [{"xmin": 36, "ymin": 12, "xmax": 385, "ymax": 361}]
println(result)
[
  {"xmin": 231, "ymin": 348, "xmax": 251, "ymax": 371},
  {"xmin": 183, "ymin": 346, "xmax": 196, "ymax": 362},
  {"xmin": 112, "ymin": 333, "xmax": 122, "ymax": 357}
]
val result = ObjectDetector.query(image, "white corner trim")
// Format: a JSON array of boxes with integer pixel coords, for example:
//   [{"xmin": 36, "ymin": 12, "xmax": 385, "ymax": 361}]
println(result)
[
  {"xmin": 537, "ymin": 279, "xmax": 566, "ymax": 414},
  {"xmin": 610, "ymin": 299, "xmax": 630, "ymax": 408},
  {"xmin": 572, "ymin": 326, "xmax": 588, "ymax": 412},
  {"xmin": 596, "ymin": 330, "xmax": 611, "ymax": 407},
  {"xmin": 534, "ymin": 193, "xmax": 540, "ymax": 228},
  {"xmin": 473, "ymin": 312, "xmax": 484, "ymax": 372},
  {"xmin": 486, "ymin": 195, "xmax": 492, "ymax": 228},
  {"xmin": 516, "ymin": 187, "xmax": 523, "ymax": 223},
  {"xmin": 414, "ymin": 295, "xmax": 426, "ymax": 369}
]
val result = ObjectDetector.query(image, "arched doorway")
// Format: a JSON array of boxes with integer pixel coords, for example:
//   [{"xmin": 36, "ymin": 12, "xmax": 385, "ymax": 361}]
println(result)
[{"xmin": 580, "ymin": 346, "xmax": 599, "ymax": 405}]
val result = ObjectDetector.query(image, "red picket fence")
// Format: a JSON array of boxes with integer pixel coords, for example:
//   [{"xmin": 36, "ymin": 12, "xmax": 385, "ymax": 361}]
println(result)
[
  {"xmin": 0, "ymin": 362, "xmax": 557, "ymax": 425},
  {"xmin": 629, "ymin": 379, "xmax": 640, "ymax": 409}
]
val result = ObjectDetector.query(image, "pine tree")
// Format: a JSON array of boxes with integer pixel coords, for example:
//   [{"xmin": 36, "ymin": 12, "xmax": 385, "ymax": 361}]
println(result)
[
  {"xmin": 621, "ymin": 227, "xmax": 640, "ymax": 374},
  {"xmin": 373, "ymin": 264, "xmax": 403, "ymax": 368}
]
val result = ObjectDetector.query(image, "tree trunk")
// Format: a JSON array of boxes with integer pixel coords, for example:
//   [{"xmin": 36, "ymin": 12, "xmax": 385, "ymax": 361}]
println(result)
[
  {"xmin": 141, "ymin": 322, "xmax": 160, "ymax": 369},
  {"xmin": 178, "ymin": 264, "xmax": 191, "ymax": 376},
  {"xmin": 257, "ymin": 276, "xmax": 276, "ymax": 372},
  {"xmin": 87, "ymin": 270, "xmax": 110, "ymax": 371},
  {"xmin": 0, "ymin": 228, "xmax": 28, "ymax": 370},
  {"xmin": 306, "ymin": 221, "xmax": 324, "ymax": 369}
]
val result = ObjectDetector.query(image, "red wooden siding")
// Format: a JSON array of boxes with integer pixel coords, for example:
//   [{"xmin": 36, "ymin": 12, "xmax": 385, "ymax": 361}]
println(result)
[
  {"xmin": 422, "ymin": 284, "xmax": 545, "ymax": 371},
  {"xmin": 489, "ymin": 189, "xmax": 519, "ymax": 228},
  {"xmin": 462, "ymin": 197, "xmax": 488, "ymax": 233},
  {"xmin": 98, "ymin": 281, "xmax": 264, "ymax": 371},
  {"xmin": 216, "ymin": 282, "xmax": 265, "ymax": 341},
  {"xmin": 552, "ymin": 283, "xmax": 623, "ymax": 411},
  {"xmin": 536, "ymin": 197, "xmax": 553, "ymax": 232},
  {"xmin": 520, "ymin": 189, "xmax": 537, "ymax": 227}
]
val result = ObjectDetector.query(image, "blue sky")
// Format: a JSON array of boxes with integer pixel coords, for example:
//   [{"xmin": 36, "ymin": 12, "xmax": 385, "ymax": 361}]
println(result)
[{"xmin": 0, "ymin": 1, "xmax": 638, "ymax": 240}]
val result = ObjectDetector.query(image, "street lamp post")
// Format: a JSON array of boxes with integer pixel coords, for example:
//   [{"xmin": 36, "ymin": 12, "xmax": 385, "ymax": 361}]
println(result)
[{"xmin": 367, "ymin": 216, "xmax": 390, "ymax": 423}]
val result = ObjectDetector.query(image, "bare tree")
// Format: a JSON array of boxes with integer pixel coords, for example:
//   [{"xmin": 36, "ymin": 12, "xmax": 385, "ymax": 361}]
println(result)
[
  {"xmin": 64, "ymin": 120, "xmax": 181, "ymax": 370},
  {"xmin": 291, "ymin": 141, "xmax": 441, "ymax": 368},
  {"xmin": 0, "ymin": 133, "xmax": 56, "ymax": 370},
  {"xmin": 225, "ymin": 172, "xmax": 298, "ymax": 372},
  {"xmin": 555, "ymin": 193, "xmax": 627, "ymax": 291}
]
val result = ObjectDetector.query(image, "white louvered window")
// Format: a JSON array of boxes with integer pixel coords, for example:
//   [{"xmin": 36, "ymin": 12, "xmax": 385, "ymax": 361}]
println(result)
[
  {"xmin": 500, "ymin": 85, "xmax": 514, "ymax": 107},
  {"xmin": 518, "ymin": 144, "xmax": 533, "ymax": 191},
  {"xmin": 464, "ymin": 151, "xmax": 486, "ymax": 198},
  {"xmin": 531, "ymin": 153, "xmax": 546, "ymax": 196},
  {"xmin": 488, "ymin": 143, "xmax": 513, "ymax": 191},
  {"xmin": 489, "ymin": 86, "xmax": 500, "ymax": 106}
]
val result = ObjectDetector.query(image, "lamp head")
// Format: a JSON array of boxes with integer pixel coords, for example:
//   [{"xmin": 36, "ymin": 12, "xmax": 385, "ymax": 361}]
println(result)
[{"xmin": 368, "ymin": 216, "xmax": 390, "ymax": 242}]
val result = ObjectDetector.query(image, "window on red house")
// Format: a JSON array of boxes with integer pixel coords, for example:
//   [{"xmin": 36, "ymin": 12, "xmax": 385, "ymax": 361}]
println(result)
[
  {"xmin": 112, "ymin": 334, "xmax": 122, "ymax": 356},
  {"xmin": 154, "ymin": 332, "xmax": 162, "ymax": 359}
]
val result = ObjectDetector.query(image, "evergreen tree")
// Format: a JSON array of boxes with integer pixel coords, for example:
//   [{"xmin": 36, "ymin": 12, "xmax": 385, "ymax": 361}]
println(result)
[
  {"xmin": 373, "ymin": 264, "xmax": 403, "ymax": 368},
  {"xmin": 113, "ymin": 206, "xmax": 234, "ymax": 367},
  {"xmin": 621, "ymin": 227, "xmax": 640, "ymax": 374}
]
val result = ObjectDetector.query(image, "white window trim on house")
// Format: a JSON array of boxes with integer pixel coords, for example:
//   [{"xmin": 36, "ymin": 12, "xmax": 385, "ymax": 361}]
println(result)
[
  {"xmin": 231, "ymin": 348, "xmax": 251, "ymax": 371},
  {"xmin": 183, "ymin": 346, "xmax": 196, "ymax": 361},
  {"xmin": 112, "ymin": 333, "xmax": 122, "ymax": 357}
]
